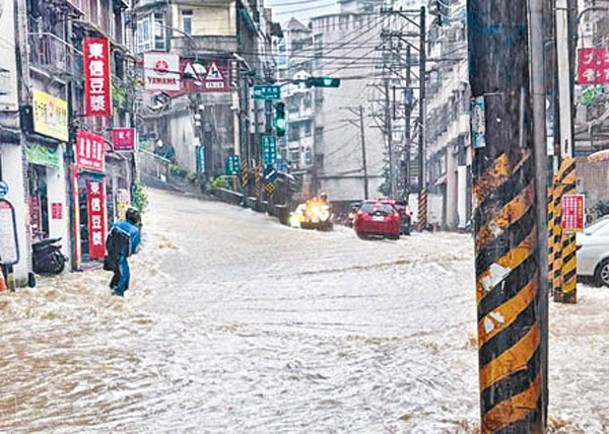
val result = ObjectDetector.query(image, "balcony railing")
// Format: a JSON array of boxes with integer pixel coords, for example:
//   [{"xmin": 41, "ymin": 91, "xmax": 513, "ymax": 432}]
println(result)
[{"xmin": 28, "ymin": 32, "xmax": 73, "ymax": 76}]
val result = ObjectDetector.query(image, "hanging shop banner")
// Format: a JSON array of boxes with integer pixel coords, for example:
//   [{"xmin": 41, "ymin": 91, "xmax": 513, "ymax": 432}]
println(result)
[
  {"xmin": 577, "ymin": 48, "xmax": 609, "ymax": 85},
  {"xmin": 87, "ymin": 179, "xmax": 107, "ymax": 259},
  {"xmin": 112, "ymin": 128, "xmax": 136, "ymax": 151},
  {"xmin": 144, "ymin": 52, "xmax": 181, "ymax": 91},
  {"xmin": 32, "ymin": 89, "xmax": 69, "ymax": 142},
  {"xmin": 0, "ymin": 199, "xmax": 20, "ymax": 266},
  {"xmin": 169, "ymin": 58, "xmax": 235, "ymax": 95},
  {"xmin": 0, "ymin": 0, "xmax": 18, "ymax": 111},
  {"xmin": 25, "ymin": 143, "xmax": 60, "ymax": 169},
  {"xmin": 562, "ymin": 194, "xmax": 585, "ymax": 232},
  {"xmin": 51, "ymin": 202, "xmax": 63, "ymax": 220},
  {"xmin": 84, "ymin": 37, "xmax": 112, "ymax": 117},
  {"xmin": 76, "ymin": 130, "xmax": 105, "ymax": 173}
]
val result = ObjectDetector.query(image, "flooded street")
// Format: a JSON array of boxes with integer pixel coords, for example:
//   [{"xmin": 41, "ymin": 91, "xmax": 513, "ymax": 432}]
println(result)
[{"xmin": 1, "ymin": 189, "xmax": 608, "ymax": 433}]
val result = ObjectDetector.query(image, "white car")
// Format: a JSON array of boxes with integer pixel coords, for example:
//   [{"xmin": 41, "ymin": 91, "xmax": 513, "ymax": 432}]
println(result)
[{"xmin": 576, "ymin": 217, "xmax": 609, "ymax": 286}]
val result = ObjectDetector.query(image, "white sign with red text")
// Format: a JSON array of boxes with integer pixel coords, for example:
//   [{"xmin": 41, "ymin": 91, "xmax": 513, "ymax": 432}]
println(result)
[{"xmin": 144, "ymin": 52, "xmax": 181, "ymax": 91}]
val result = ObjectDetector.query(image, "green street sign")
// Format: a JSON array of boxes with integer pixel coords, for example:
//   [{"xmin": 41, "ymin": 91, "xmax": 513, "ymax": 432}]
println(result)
[
  {"xmin": 261, "ymin": 135, "xmax": 277, "ymax": 166},
  {"xmin": 253, "ymin": 85, "xmax": 281, "ymax": 100},
  {"xmin": 225, "ymin": 155, "xmax": 241, "ymax": 176}
]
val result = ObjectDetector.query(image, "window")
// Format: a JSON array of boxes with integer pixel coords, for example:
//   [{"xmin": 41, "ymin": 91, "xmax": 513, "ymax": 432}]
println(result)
[
  {"xmin": 137, "ymin": 13, "xmax": 165, "ymax": 53},
  {"xmin": 137, "ymin": 16, "xmax": 151, "ymax": 53},
  {"xmin": 154, "ymin": 13, "xmax": 165, "ymax": 50},
  {"xmin": 182, "ymin": 10, "xmax": 193, "ymax": 35}
]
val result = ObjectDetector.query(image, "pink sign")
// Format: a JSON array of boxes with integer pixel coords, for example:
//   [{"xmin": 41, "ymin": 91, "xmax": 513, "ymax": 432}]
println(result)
[
  {"xmin": 51, "ymin": 203, "xmax": 63, "ymax": 220},
  {"xmin": 562, "ymin": 194, "xmax": 585, "ymax": 232},
  {"xmin": 578, "ymin": 48, "xmax": 609, "ymax": 85},
  {"xmin": 87, "ymin": 179, "xmax": 107, "ymax": 259},
  {"xmin": 112, "ymin": 128, "xmax": 136, "ymax": 151},
  {"xmin": 76, "ymin": 130, "xmax": 105, "ymax": 173}
]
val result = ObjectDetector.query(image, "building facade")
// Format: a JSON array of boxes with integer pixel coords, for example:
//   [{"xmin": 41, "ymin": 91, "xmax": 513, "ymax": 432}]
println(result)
[{"xmin": 1, "ymin": 0, "xmax": 137, "ymax": 283}]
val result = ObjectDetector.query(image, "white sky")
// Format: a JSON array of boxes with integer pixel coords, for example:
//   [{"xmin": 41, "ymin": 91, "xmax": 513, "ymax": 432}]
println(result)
[{"xmin": 267, "ymin": 0, "xmax": 339, "ymax": 25}]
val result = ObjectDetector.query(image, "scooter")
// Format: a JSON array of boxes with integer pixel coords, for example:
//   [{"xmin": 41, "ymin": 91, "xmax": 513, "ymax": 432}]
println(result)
[{"xmin": 32, "ymin": 237, "xmax": 68, "ymax": 275}]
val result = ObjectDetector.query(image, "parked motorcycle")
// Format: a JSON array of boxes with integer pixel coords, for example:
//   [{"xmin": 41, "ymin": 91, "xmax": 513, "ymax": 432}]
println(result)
[{"xmin": 32, "ymin": 238, "xmax": 68, "ymax": 275}]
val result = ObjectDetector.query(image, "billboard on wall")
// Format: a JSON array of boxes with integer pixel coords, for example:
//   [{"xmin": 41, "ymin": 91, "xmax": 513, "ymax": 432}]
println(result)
[
  {"xmin": 144, "ymin": 52, "xmax": 181, "ymax": 91},
  {"xmin": 0, "ymin": 0, "xmax": 19, "ymax": 110},
  {"xmin": 32, "ymin": 89, "xmax": 69, "ymax": 142},
  {"xmin": 167, "ymin": 58, "xmax": 237, "ymax": 95}
]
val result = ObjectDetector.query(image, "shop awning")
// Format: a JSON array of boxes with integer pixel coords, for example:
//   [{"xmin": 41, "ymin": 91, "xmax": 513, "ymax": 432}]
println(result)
[{"xmin": 588, "ymin": 149, "xmax": 609, "ymax": 164}]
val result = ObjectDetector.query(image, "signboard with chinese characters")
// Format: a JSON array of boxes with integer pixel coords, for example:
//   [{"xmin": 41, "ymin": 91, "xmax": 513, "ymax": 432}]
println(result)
[
  {"xmin": 0, "ymin": 0, "xmax": 18, "ymax": 111},
  {"xmin": 76, "ymin": 130, "xmax": 105, "ymax": 173},
  {"xmin": 144, "ymin": 52, "xmax": 181, "ymax": 91},
  {"xmin": 471, "ymin": 96, "xmax": 486, "ymax": 149},
  {"xmin": 225, "ymin": 155, "xmax": 240, "ymax": 176},
  {"xmin": 253, "ymin": 85, "xmax": 281, "ymax": 100},
  {"xmin": 0, "ymin": 199, "xmax": 19, "ymax": 265},
  {"xmin": 87, "ymin": 179, "xmax": 107, "ymax": 259},
  {"xmin": 51, "ymin": 203, "xmax": 63, "ymax": 220},
  {"xmin": 112, "ymin": 128, "xmax": 136, "ymax": 151},
  {"xmin": 84, "ymin": 38, "xmax": 112, "ymax": 117},
  {"xmin": 577, "ymin": 48, "xmax": 609, "ymax": 85},
  {"xmin": 32, "ymin": 89, "xmax": 69, "ymax": 141},
  {"xmin": 562, "ymin": 194, "xmax": 585, "ymax": 232},
  {"xmin": 261, "ymin": 135, "xmax": 277, "ymax": 165},
  {"xmin": 169, "ymin": 58, "xmax": 235, "ymax": 95},
  {"xmin": 196, "ymin": 145, "xmax": 206, "ymax": 174}
]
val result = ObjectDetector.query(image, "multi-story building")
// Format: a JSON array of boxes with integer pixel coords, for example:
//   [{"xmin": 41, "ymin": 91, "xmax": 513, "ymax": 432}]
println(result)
[
  {"xmin": 132, "ymin": 0, "xmax": 280, "ymax": 179},
  {"xmin": 423, "ymin": 0, "xmax": 470, "ymax": 229},
  {"xmin": 310, "ymin": 9, "xmax": 385, "ymax": 202},
  {"xmin": 1, "ymin": 0, "xmax": 137, "ymax": 282}
]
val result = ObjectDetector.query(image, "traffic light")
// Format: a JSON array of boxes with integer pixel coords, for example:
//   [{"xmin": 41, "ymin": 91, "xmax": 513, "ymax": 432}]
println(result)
[
  {"xmin": 274, "ymin": 102, "xmax": 286, "ymax": 137},
  {"xmin": 304, "ymin": 77, "xmax": 341, "ymax": 88}
]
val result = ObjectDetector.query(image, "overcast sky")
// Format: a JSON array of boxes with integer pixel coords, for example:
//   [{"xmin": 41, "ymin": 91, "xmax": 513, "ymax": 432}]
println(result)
[{"xmin": 267, "ymin": 0, "xmax": 339, "ymax": 25}]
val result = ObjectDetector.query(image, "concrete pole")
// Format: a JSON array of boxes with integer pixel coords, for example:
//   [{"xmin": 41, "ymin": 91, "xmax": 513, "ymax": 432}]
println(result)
[
  {"xmin": 384, "ymin": 79, "xmax": 395, "ymax": 197},
  {"xmin": 467, "ymin": 0, "xmax": 548, "ymax": 430},
  {"xmin": 359, "ymin": 105, "xmax": 369, "ymax": 200},
  {"xmin": 554, "ymin": 0, "xmax": 578, "ymax": 305}
]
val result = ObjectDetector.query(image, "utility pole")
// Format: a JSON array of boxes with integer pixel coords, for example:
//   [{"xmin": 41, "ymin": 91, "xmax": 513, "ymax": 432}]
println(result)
[
  {"xmin": 384, "ymin": 79, "xmax": 395, "ymax": 197},
  {"xmin": 359, "ymin": 105, "xmax": 369, "ymax": 200},
  {"xmin": 467, "ymin": 0, "xmax": 548, "ymax": 431},
  {"xmin": 404, "ymin": 45, "xmax": 412, "ymax": 199},
  {"xmin": 417, "ymin": 6, "xmax": 427, "ymax": 230},
  {"xmin": 553, "ymin": 0, "xmax": 577, "ymax": 305}
]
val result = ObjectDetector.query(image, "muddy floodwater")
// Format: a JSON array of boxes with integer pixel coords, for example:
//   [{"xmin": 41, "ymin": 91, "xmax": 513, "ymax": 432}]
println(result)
[{"xmin": 1, "ymin": 190, "xmax": 607, "ymax": 433}]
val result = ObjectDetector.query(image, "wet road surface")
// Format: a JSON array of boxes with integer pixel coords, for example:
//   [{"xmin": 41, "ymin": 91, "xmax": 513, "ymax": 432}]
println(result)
[{"xmin": 1, "ymin": 189, "xmax": 607, "ymax": 433}]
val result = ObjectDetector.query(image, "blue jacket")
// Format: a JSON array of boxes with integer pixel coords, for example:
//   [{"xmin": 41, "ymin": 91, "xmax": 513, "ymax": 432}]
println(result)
[{"xmin": 112, "ymin": 220, "xmax": 141, "ymax": 257}]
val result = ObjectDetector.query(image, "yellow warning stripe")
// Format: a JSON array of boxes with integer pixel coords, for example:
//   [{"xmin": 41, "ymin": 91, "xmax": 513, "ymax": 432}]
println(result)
[
  {"xmin": 474, "ymin": 153, "xmax": 510, "ymax": 205},
  {"xmin": 478, "ymin": 277, "xmax": 537, "ymax": 347},
  {"xmin": 476, "ymin": 231, "xmax": 537, "ymax": 303},
  {"xmin": 476, "ymin": 183, "xmax": 534, "ymax": 254},
  {"xmin": 483, "ymin": 374, "xmax": 542, "ymax": 433},
  {"xmin": 479, "ymin": 322, "xmax": 540, "ymax": 391}
]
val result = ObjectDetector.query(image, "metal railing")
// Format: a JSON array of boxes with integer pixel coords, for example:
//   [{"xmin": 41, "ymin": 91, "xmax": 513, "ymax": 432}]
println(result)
[{"xmin": 28, "ymin": 32, "xmax": 73, "ymax": 75}]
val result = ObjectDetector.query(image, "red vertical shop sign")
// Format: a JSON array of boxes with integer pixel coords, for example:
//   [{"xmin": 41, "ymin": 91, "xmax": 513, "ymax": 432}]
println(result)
[
  {"xmin": 83, "ymin": 38, "xmax": 112, "ymax": 117},
  {"xmin": 87, "ymin": 179, "xmax": 107, "ymax": 259},
  {"xmin": 76, "ymin": 130, "xmax": 105, "ymax": 172}
]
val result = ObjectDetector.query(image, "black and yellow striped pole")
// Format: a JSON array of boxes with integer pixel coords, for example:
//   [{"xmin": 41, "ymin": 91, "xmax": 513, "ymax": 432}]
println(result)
[
  {"xmin": 551, "ymin": 174, "xmax": 564, "ymax": 297},
  {"xmin": 417, "ymin": 188, "xmax": 428, "ymax": 231},
  {"xmin": 254, "ymin": 162, "xmax": 262, "ymax": 200},
  {"xmin": 241, "ymin": 160, "xmax": 249, "ymax": 188},
  {"xmin": 468, "ymin": 0, "xmax": 548, "ymax": 431},
  {"xmin": 556, "ymin": 157, "xmax": 577, "ymax": 304}
]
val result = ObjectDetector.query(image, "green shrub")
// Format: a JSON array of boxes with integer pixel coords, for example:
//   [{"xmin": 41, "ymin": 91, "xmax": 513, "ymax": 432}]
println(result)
[{"xmin": 132, "ymin": 181, "xmax": 149, "ymax": 213}]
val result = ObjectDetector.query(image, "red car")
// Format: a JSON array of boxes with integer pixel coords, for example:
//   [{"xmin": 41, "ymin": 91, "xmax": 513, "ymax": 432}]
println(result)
[{"xmin": 354, "ymin": 201, "xmax": 401, "ymax": 240}]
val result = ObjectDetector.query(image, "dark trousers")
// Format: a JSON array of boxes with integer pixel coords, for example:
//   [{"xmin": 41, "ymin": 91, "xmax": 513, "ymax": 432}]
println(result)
[{"xmin": 110, "ymin": 257, "xmax": 130, "ymax": 296}]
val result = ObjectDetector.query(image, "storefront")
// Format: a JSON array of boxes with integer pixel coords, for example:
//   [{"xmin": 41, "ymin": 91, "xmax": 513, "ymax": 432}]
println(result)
[
  {"xmin": 25, "ymin": 89, "xmax": 71, "ymax": 263},
  {"xmin": 74, "ymin": 131, "xmax": 108, "ymax": 264}
]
